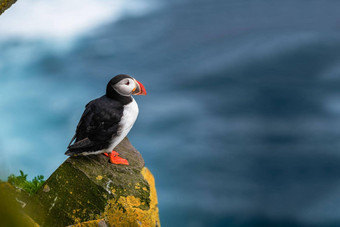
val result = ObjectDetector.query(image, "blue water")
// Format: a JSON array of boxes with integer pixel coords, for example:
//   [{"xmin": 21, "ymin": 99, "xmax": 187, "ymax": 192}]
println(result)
[{"xmin": 2, "ymin": 0, "xmax": 340, "ymax": 226}]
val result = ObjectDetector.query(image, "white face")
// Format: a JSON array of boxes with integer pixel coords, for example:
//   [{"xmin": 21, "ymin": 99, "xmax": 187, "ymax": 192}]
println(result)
[{"xmin": 113, "ymin": 78, "xmax": 136, "ymax": 96}]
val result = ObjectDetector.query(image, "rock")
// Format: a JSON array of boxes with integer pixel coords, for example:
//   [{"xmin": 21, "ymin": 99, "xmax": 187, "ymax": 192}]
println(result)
[
  {"xmin": 25, "ymin": 138, "xmax": 160, "ymax": 227},
  {"xmin": 0, "ymin": 183, "xmax": 39, "ymax": 226},
  {"xmin": 0, "ymin": 0, "xmax": 17, "ymax": 15}
]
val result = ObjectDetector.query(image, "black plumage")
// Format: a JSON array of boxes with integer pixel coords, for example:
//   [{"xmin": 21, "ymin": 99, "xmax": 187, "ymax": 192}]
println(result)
[{"xmin": 65, "ymin": 74, "xmax": 133, "ymax": 156}]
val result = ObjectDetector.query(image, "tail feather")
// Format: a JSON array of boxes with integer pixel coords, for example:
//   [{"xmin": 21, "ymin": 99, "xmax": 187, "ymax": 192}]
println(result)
[{"xmin": 65, "ymin": 150, "xmax": 75, "ymax": 156}]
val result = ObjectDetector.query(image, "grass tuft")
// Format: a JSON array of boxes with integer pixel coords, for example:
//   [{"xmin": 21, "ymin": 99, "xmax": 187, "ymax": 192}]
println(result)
[{"xmin": 7, "ymin": 170, "xmax": 45, "ymax": 195}]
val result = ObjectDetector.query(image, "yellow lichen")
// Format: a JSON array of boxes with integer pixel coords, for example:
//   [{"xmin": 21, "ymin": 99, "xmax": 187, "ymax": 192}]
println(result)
[
  {"xmin": 141, "ymin": 167, "xmax": 160, "ymax": 226},
  {"xmin": 43, "ymin": 184, "xmax": 50, "ymax": 192},
  {"xmin": 104, "ymin": 167, "xmax": 160, "ymax": 227},
  {"xmin": 126, "ymin": 196, "xmax": 141, "ymax": 207},
  {"xmin": 74, "ymin": 217, "xmax": 81, "ymax": 223},
  {"xmin": 68, "ymin": 167, "xmax": 160, "ymax": 227}
]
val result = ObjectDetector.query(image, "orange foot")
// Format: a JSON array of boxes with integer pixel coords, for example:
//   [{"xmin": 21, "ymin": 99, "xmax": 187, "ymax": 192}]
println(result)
[{"xmin": 103, "ymin": 151, "xmax": 129, "ymax": 165}]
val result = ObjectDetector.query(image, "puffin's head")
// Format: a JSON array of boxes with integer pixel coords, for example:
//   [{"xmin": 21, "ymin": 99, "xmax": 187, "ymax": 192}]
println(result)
[{"xmin": 106, "ymin": 74, "xmax": 147, "ymax": 97}]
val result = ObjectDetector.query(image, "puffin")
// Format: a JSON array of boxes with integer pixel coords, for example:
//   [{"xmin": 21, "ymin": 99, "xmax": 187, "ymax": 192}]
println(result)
[{"xmin": 65, "ymin": 74, "xmax": 147, "ymax": 165}]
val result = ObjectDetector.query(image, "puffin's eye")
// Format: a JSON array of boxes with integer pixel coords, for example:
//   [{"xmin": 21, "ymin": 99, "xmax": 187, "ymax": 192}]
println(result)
[{"xmin": 125, "ymin": 81, "xmax": 130, "ymax": 85}]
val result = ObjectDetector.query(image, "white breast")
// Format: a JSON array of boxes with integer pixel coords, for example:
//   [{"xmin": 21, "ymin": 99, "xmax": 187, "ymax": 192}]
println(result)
[{"xmin": 107, "ymin": 97, "xmax": 139, "ymax": 151}]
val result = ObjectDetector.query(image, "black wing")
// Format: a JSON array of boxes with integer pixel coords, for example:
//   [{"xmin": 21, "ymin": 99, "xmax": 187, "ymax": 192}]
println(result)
[{"xmin": 65, "ymin": 96, "xmax": 124, "ymax": 155}]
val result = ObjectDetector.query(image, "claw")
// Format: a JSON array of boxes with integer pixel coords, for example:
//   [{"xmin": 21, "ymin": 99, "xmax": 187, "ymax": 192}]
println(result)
[{"xmin": 109, "ymin": 150, "xmax": 129, "ymax": 165}]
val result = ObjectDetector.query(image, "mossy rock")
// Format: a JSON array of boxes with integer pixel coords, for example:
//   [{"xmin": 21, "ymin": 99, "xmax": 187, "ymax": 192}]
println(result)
[
  {"xmin": 25, "ymin": 138, "xmax": 160, "ymax": 227},
  {"xmin": 0, "ymin": 183, "xmax": 39, "ymax": 226},
  {"xmin": 0, "ymin": 0, "xmax": 17, "ymax": 15}
]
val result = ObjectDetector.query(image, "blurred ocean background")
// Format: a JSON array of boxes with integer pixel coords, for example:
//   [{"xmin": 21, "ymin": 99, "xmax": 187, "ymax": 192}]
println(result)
[{"xmin": 2, "ymin": 0, "xmax": 340, "ymax": 226}]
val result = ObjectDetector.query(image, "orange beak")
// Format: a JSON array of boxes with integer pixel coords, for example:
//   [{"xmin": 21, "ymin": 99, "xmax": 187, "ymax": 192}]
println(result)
[{"xmin": 133, "ymin": 80, "xmax": 147, "ymax": 95}]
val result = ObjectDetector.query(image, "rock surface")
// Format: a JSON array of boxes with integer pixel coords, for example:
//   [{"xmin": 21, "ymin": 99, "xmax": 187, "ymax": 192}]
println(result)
[
  {"xmin": 0, "ymin": 0, "xmax": 17, "ymax": 15},
  {"xmin": 25, "ymin": 138, "xmax": 160, "ymax": 227},
  {"xmin": 0, "ymin": 183, "xmax": 39, "ymax": 226}
]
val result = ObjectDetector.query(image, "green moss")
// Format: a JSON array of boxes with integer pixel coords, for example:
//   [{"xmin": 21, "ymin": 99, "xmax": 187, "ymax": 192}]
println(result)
[
  {"xmin": 25, "ymin": 161, "xmax": 110, "ymax": 226},
  {"xmin": 7, "ymin": 170, "xmax": 45, "ymax": 196}
]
